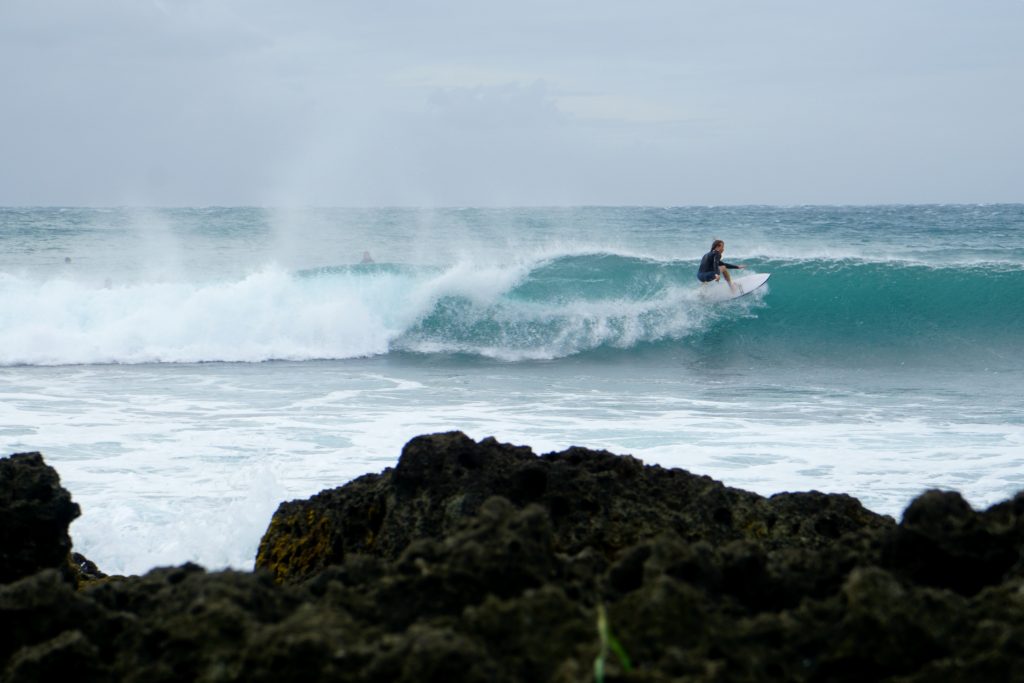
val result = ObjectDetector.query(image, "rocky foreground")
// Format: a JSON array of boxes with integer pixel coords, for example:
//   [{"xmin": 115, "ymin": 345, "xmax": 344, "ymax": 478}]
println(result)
[{"xmin": 3, "ymin": 433, "xmax": 1024, "ymax": 682}]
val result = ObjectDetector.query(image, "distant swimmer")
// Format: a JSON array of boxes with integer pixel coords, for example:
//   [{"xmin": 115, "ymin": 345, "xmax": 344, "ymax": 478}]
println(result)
[
  {"xmin": 360, "ymin": 251, "xmax": 375, "ymax": 264},
  {"xmin": 697, "ymin": 239, "xmax": 745, "ymax": 292}
]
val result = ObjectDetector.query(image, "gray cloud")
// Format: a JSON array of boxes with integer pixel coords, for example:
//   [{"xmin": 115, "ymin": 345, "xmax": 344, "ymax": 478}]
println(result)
[{"xmin": 1, "ymin": 0, "xmax": 1021, "ymax": 205}]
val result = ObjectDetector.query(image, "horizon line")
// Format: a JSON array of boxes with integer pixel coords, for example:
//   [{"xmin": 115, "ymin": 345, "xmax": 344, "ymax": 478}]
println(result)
[{"xmin": 2, "ymin": 202, "xmax": 1023, "ymax": 211}]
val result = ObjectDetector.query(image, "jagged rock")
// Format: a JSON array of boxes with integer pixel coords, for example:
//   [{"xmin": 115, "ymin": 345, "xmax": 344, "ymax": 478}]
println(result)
[
  {"xmin": 0, "ymin": 453, "xmax": 81, "ymax": 585},
  {"xmin": 5, "ymin": 437, "xmax": 1024, "ymax": 682},
  {"xmin": 0, "ymin": 569, "xmax": 111, "ymax": 671},
  {"xmin": 881, "ymin": 489, "xmax": 1024, "ymax": 594},
  {"xmin": 256, "ymin": 431, "xmax": 893, "ymax": 584},
  {"xmin": 72, "ymin": 552, "xmax": 107, "ymax": 582},
  {"xmin": 85, "ymin": 565, "xmax": 300, "ymax": 682},
  {"xmin": 3, "ymin": 628, "xmax": 104, "ymax": 683}
]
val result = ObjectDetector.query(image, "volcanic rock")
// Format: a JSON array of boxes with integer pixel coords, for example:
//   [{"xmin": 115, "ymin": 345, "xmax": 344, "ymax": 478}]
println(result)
[
  {"xmin": 0, "ymin": 452, "xmax": 80, "ymax": 585},
  {"xmin": 5, "ymin": 434, "xmax": 1024, "ymax": 682},
  {"xmin": 255, "ymin": 431, "xmax": 891, "ymax": 586}
]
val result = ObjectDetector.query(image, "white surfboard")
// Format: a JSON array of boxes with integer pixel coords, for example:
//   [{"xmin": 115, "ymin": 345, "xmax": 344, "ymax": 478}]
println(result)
[{"xmin": 699, "ymin": 272, "xmax": 771, "ymax": 302}]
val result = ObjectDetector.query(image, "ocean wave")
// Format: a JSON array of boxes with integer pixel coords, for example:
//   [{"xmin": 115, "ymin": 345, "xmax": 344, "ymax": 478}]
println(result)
[{"xmin": 0, "ymin": 252, "xmax": 1020, "ymax": 366}]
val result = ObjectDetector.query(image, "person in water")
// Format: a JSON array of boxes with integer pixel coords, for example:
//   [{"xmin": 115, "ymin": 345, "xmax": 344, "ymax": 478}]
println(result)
[{"xmin": 697, "ymin": 239, "xmax": 744, "ymax": 291}]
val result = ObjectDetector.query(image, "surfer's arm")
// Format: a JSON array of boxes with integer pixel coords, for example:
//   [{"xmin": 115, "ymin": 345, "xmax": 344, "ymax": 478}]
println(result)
[{"xmin": 721, "ymin": 261, "xmax": 742, "ymax": 269}]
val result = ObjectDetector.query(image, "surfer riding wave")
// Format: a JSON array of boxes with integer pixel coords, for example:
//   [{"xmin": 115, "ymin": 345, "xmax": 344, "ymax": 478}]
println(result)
[{"xmin": 697, "ymin": 239, "xmax": 745, "ymax": 293}]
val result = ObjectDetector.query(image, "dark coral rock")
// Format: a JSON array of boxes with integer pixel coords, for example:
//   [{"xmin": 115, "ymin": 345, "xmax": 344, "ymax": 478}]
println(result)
[
  {"xmin": 3, "ymin": 629, "xmax": 105, "ymax": 683},
  {"xmin": 882, "ymin": 489, "xmax": 1024, "ymax": 595},
  {"xmin": 256, "ymin": 431, "xmax": 894, "ymax": 584},
  {"xmin": 72, "ymin": 552, "xmax": 107, "ymax": 582},
  {"xmin": 7, "ymin": 437, "xmax": 1024, "ymax": 682},
  {"xmin": 84, "ymin": 565, "xmax": 303, "ymax": 682},
  {"xmin": 0, "ymin": 452, "xmax": 81, "ymax": 585},
  {"xmin": 461, "ymin": 585, "xmax": 593, "ymax": 683}
]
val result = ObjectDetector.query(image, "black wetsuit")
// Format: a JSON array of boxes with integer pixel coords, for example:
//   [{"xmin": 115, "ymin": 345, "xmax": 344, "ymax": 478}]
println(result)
[{"xmin": 697, "ymin": 250, "xmax": 738, "ymax": 282}]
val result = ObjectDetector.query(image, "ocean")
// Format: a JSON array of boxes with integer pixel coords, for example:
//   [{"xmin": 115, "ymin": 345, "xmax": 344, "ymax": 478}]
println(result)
[{"xmin": 2, "ymin": 205, "xmax": 1022, "ymax": 576}]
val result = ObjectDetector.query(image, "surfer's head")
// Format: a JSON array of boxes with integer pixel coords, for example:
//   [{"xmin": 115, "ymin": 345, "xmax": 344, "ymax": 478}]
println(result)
[{"xmin": 711, "ymin": 239, "xmax": 724, "ymax": 252}]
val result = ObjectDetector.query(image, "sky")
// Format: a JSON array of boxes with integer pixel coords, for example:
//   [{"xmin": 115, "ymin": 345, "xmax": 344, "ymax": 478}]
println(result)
[{"xmin": 1, "ymin": 0, "xmax": 1022, "ymax": 206}]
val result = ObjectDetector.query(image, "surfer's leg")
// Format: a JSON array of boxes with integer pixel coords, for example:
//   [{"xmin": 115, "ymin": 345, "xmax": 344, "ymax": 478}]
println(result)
[{"xmin": 719, "ymin": 266, "xmax": 736, "ymax": 292}]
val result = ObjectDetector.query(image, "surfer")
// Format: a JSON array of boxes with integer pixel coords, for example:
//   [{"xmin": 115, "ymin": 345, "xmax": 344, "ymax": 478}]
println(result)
[{"xmin": 697, "ymin": 239, "xmax": 744, "ymax": 292}]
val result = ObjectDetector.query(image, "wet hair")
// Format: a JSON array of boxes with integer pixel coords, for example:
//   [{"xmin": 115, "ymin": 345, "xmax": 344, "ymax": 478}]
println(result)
[{"xmin": 711, "ymin": 239, "xmax": 724, "ymax": 250}]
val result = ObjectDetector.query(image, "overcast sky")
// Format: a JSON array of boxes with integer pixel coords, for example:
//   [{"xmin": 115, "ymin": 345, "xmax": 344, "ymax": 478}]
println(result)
[{"xmin": 1, "ymin": 0, "xmax": 1022, "ymax": 206}]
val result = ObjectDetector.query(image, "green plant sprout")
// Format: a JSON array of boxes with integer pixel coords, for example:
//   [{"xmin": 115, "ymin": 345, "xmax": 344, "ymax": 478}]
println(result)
[{"xmin": 594, "ymin": 604, "xmax": 633, "ymax": 683}]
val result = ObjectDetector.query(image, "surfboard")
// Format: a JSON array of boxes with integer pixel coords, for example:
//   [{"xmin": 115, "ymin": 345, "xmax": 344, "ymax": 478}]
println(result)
[{"xmin": 699, "ymin": 272, "xmax": 771, "ymax": 302}]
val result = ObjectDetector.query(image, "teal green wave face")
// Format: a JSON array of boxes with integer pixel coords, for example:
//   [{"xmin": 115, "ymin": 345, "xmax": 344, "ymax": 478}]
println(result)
[
  {"xmin": 507, "ymin": 254, "xmax": 681, "ymax": 302},
  {"xmin": 388, "ymin": 253, "xmax": 1023, "ymax": 365},
  {"xmin": 737, "ymin": 260, "xmax": 1024, "ymax": 359}
]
